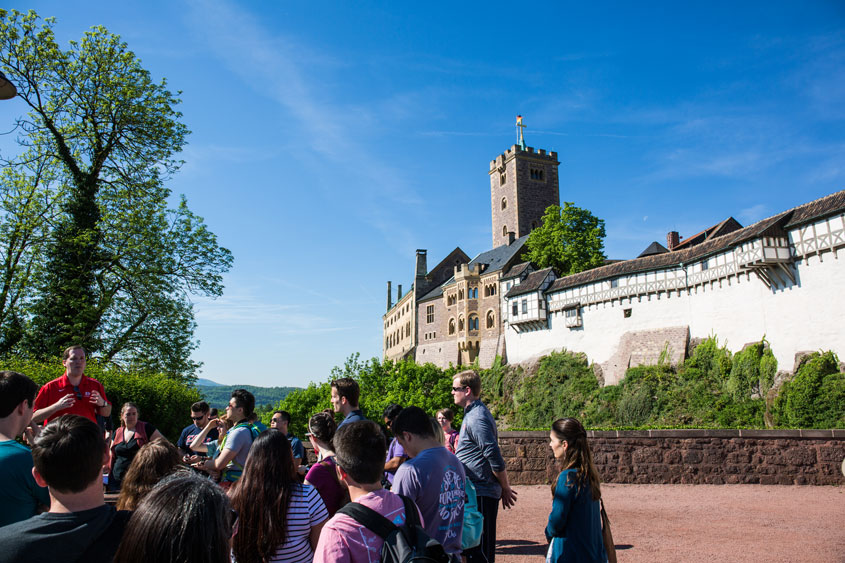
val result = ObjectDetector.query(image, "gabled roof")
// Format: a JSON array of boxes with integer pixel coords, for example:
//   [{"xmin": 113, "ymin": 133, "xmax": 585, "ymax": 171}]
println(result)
[
  {"xmin": 466, "ymin": 235, "xmax": 530, "ymax": 274},
  {"xmin": 546, "ymin": 189, "xmax": 845, "ymax": 293},
  {"xmin": 505, "ymin": 267, "xmax": 554, "ymax": 298},
  {"xmin": 672, "ymin": 217, "xmax": 743, "ymax": 251},
  {"xmin": 501, "ymin": 261, "xmax": 533, "ymax": 281},
  {"xmin": 638, "ymin": 241, "xmax": 669, "ymax": 258}
]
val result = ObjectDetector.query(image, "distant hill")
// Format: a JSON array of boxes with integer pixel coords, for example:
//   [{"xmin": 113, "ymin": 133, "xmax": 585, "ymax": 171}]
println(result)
[
  {"xmin": 195, "ymin": 378, "xmax": 225, "ymax": 387},
  {"xmin": 196, "ymin": 384, "xmax": 300, "ymax": 410}
]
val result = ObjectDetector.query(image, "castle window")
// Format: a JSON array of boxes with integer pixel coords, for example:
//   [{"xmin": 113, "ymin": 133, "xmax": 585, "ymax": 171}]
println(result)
[
  {"xmin": 531, "ymin": 221, "xmax": 538, "ymax": 230},
  {"xmin": 610, "ymin": 279, "xmax": 618, "ymax": 289},
  {"xmin": 522, "ymin": 299, "xmax": 528, "ymax": 314},
  {"xmin": 486, "ymin": 310, "xmax": 495, "ymax": 328},
  {"xmin": 448, "ymin": 318, "xmax": 456, "ymax": 335},
  {"xmin": 469, "ymin": 288, "xmax": 477, "ymax": 299},
  {"xmin": 530, "ymin": 168, "xmax": 544, "ymax": 181},
  {"xmin": 500, "ymin": 173, "xmax": 506, "ymax": 185},
  {"xmin": 469, "ymin": 315, "xmax": 479, "ymax": 331},
  {"xmin": 512, "ymin": 301, "xmax": 518, "ymax": 316},
  {"xmin": 502, "ymin": 225, "xmax": 508, "ymax": 237},
  {"xmin": 501, "ymin": 197, "xmax": 507, "ymax": 210},
  {"xmin": 458, "ymin": 316, "xmax": 465, "ymax": 331},
  {"xmin": 701, "ymin": 259, "xmax": 709, "ymax": 271},
  {"xmin": 426, "ymin": 305, "xmax": 435, "ymax": 324},
  {"xmin": 623, "ymin": 308, "xmax": 632, "ymax": 318},
  {"xmin": 458, "ymin": 289, "xmax": 465, "ymax": 300}
]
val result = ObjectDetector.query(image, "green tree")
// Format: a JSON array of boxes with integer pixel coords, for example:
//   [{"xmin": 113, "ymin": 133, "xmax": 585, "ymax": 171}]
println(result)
[
  {"xmin": 0, "ymin": 10, "xmax": 233, "ymax": 378},
  {"xmin": 522, "ymin": 203, "xmax": 606, "ymax": 275}
]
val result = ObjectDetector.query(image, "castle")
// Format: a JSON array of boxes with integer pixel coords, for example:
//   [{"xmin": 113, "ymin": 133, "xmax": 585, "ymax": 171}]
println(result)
[{"xmin": 383, "ymin": 132, "xmax": 845, "ymax": 383}]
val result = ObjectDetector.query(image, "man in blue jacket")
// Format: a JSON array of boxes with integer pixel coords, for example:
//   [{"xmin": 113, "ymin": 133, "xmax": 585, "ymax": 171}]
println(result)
[{"xmin": 452, "ymin": 370, "xmax": 518, "ymax": 563}]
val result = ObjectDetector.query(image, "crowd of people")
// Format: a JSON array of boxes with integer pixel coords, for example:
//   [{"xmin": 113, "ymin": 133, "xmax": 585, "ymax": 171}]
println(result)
[{"xmin": 0, "ymin": 345, "xmax": 612, "ymax": 562}]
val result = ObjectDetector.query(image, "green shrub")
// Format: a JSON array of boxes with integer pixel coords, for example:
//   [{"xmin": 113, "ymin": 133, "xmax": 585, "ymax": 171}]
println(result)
[
  {"xmin": 616, "ymin": 384, "xmax": 653, "ymax": 426},
  {"xmin": 1, "ymin": 355, "xmax": 201, "ymax": 440},
  {"xmin": 775, "ymin": 351, "xmax": 843, "ymax": 428},
  {"xmin": 726, "ymin": 340, "xmax": 777, "ymax": 400}
]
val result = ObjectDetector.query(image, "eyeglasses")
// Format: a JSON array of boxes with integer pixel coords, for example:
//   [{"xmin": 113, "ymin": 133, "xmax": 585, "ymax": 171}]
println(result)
[{"xmin": 451, "ymin": 386, "xmax": 467, "ymax": 392}]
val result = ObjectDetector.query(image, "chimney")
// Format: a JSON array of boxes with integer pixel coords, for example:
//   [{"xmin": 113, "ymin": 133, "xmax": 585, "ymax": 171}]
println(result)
[
  {"xmin": 507, "ymin": 231, "xmax": 516, "ymax": 245},
  {"xmin": 667, "ymin": 231, "xmax": 680, "ymax": 251},
  {"xmin": 386, "ymin": 281, "xmax": 392, "ymax": 312},
  {"xmin": 397, "ymin": 284, "xmax": 403, "ymax": 300},
  {"xmin": 415, "ymin": 249, "xmax": 427, "ymax": 278}
]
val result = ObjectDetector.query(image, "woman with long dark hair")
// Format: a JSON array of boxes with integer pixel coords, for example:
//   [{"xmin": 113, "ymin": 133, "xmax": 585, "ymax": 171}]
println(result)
[
  {"xmin": 304, "ymin": 410, "xmax": 348, "ymax": 517},
  {"xmin": 113, "ymin": 472, "xmax": 234, "ymax": 563},
  {"xmin": 230, "ymin": 430, "xmax": 328, "ymax": 562},
  {"xmin": 546, "ymin": 417, "xmax": 607, "ymax": 562}
]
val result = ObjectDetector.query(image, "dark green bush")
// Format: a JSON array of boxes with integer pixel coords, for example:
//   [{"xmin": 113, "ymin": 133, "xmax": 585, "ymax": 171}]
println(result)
[
  {"xmin": 726, "ymin": 340, "xmax": 777, "ymax": 400},
  {"xmin": 775, "ymin": 351, "xmax": 843, "ymax": 428}
]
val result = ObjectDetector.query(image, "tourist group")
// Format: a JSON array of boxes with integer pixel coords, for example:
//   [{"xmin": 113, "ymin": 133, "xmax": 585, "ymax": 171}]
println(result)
[{"xmin": 0, "ymin": 345, "xmax": 614, "ymax": 562}]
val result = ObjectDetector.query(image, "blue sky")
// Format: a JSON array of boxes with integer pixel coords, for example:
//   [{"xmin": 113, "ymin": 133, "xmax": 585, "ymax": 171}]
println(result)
[{"xmin": 5, "ymin": 1, "xmax": 845, "ymax": 387}]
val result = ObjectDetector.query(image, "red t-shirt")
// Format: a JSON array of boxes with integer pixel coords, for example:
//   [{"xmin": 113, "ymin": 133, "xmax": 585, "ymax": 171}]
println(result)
[{"xmin": 33, "ymin": 373, "xmax": 109, "ymax": 424}]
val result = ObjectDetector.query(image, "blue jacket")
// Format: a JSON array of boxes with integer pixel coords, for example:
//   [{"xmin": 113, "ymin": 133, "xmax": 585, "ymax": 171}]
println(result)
[
  {"xmin": 545, "ymin": 469, "xmax": 607, "ymax": 562},
  {"xmin": 455, "ymin": 399, "xmax": 506, "ymax": 498}
]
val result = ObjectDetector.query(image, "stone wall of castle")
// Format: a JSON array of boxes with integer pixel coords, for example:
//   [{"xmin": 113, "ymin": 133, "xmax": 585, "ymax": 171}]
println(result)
[{"xmin": 500, "ymin": 430, "xmax": 845, "ymax": 486}]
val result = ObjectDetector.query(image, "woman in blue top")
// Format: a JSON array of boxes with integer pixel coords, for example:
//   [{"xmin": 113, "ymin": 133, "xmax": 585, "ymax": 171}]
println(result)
[{"xmin": 546, "ymin": 417, "xmax": 607, "ymax": 563}]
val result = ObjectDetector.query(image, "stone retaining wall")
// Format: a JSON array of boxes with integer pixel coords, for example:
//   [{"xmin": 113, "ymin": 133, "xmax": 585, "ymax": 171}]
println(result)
[{"xmin": 499, "ymin": 429, "xmax": 845, "ymax": 486}]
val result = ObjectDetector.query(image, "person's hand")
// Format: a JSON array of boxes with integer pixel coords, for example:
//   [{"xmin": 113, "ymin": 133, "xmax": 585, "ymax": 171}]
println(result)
[
  {"xmin": 53, "ymin": 394, "xmax": 75, "ymax": 410},
  {"xmin": 184, "ymin": 454, "xmax": 202, "ymax": 465},
  {"xmin": 501, "ymin": 484, "xmax": 518, "ymax": 509},
  {"xmin": 23, "ymin": 421, "xmax": 41, "ymax": 445},
  {"xmin": 89, "ymin": 391, "xmax": 106, "ymax": 407}
]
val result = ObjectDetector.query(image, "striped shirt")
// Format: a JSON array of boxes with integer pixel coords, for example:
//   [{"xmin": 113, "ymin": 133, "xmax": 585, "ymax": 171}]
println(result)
[{"xmin": 269, "ymin": 483, "xmax": 329, "ymax": 563}]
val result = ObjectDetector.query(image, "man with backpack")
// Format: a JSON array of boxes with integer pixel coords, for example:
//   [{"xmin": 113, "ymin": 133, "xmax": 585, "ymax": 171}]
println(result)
[
  {"xmin": 198, "ymin": 389, "xmax": 259, "ymax": 487},
  {"xmin": 313, "ymin": 420, "xmax": 449, "ymax": 563}
]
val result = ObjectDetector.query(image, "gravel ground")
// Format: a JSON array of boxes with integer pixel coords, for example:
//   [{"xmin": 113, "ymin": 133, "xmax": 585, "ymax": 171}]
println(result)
[{"xmin": 495, "ymin": 484, "xmax": 845, "ymax": 562}]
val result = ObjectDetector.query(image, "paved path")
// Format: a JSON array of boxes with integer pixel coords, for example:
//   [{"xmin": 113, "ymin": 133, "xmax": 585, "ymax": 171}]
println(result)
[{"xmin": 495, "ymin": 484, "xmax": 845, "ymax": 562}]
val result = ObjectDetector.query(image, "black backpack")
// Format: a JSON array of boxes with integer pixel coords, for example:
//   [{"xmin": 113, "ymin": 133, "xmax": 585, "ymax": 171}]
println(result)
[{"xmin": 337, "ymin": 494, "xmax": 451, "ymax": 563}]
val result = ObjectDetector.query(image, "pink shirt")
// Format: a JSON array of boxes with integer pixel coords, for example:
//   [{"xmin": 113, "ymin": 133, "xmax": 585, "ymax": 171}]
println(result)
[{"xmin": 313, "ymin": 489, "xmax": 421, "ymax": 563}]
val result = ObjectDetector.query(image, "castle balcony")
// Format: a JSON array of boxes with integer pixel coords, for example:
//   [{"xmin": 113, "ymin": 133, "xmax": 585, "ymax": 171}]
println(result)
[{"xmin": 734, "ymin": 236, "xmax": 796, "ymax": 289}]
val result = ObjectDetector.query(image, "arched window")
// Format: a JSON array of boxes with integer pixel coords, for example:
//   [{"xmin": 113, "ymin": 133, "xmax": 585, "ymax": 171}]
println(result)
[
  {"xmin": 502, "ymin": 225, "xmax": 508, "ymax": 237},
  {"xmin": 448, "ymin": 318, "xmax": 456, "ymax": 335},
  {"xmin": 486, "ymin": 310, "xmax": 495, "ymax": 328},
  {"xmin": 531, "ymin": 221, "xmax": 538, "ymax": 230},
  {"xmin": 501, "ymin": 197, "xmax": 507, "ymax": 210},
  {"xmin": 458, "ymin": 316, "xmax": 465, "ymax": 331},
  {"xmin": 469, "ymin": 315, "xmax": 478, "ymax": 331},
  {"xmin": 458, "ymin": 289, "xmax": 464, "ymax": 300}
]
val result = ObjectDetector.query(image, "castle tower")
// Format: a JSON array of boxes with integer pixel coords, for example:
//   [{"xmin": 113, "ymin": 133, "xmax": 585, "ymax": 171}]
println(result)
[{"xmin": 489, "ymin": 118, "xmax": 560, "ymax": 248}]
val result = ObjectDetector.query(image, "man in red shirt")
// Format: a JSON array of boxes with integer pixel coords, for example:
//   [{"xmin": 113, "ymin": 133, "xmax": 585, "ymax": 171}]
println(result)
[{"xmin": 32, "ymin": 346, "xmax": 112, "ymax": 424}]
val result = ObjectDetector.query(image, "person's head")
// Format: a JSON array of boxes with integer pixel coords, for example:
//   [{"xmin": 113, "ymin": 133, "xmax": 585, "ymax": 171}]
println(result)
[
  {"xmin": 330, "ymin": 377, "xmax": 360, "ymax": 413},
  {"xmin": 269, "ymin": 410, "xmax": 291, "ymax": 432},
  {"xmin": 451, "ymin": 370, "xmax": 481, "ymax": 407},
  {"xmin": 230, "ymin": 430, "xmax": 297, "ymax": 563},
  {"xmin": 120, "ymin": 402, "xmax": 139, "ymax": 428},
  {"xmin": 113, "ymin": 472, "xmax": 234, "ymax": 563},
  {"xmin": 116, "ymin": 438, "xmax": 184, "ymax": 511},
  {"xmin": 32, "ymin": 414, "xmax": 107, "ymax": 493},
  {"xmin": 334, "ymin": 420, "xmax": 386, "ymax": 486},
  {"xmin": 62, "ymin": 346, "xmax": 87, "ymax": 377},
  {"xmin": 436, "ymin": 408, "xmax": 454, "ymax": 431},
  {"xmin": 431, "ymin": 416, "xmax": 445, "ymax": 446},
  {"xmin": 383, "ymin": 403, "xmax": 402, "ymax": 426},
  {"xmin": 227, "ymin": 389, "xmax": 254, "ymax": 423},
  {"xmin": 307, "ymin": 409, "xmax": 337, "ymax": 450},
  {"xmin": 0, "ymin": 371, "xmax": 39, "ymax": 435},
  {"xmin": 550, "ymin": 417, "xmax": 602, "ymax": 501},
  {"xmin": 391, "ymin": 407, "xmax": 438, "ymax": 457},
  {"xmin": 191, "ymin": 401, "xmax": 211, "ymax": 427},
  {"xmin": 208, "ymin": 408, "xmax": 218, "ymax": 418}
]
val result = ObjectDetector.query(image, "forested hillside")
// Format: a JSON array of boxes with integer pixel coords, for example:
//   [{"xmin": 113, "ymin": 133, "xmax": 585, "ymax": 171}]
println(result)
[{"xmin": 197, "ymin": 384, "xmax": 299, "ymax": 410}]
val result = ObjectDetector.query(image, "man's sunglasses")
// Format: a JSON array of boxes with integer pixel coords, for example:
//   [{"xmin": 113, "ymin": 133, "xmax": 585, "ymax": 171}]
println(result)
[
  {"xmin": 451, "ymin": 386, "xmax": 467, "ymax": 392},
  {"xmin": 190, "ymin": 416, "xmax": 205, "ymax": 421}
]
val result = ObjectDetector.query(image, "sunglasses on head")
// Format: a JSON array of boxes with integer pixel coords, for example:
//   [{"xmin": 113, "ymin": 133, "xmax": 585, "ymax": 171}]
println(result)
[{"xmin": 72, "ymin": 385, "xmax": 83, "ymax": 400}]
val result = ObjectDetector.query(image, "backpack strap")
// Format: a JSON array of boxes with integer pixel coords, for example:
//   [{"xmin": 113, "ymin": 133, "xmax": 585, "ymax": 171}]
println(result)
[
  {"xmin": 337, "ymin": 501, "xmax": 397, "ymax": 540},
  {"xmin": 399, "ymin": 495, "xmax": 420, "ymax": 528}
]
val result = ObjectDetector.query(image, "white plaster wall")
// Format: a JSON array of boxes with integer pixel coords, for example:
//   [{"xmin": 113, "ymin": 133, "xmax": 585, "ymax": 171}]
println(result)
[{"xmin": 505, "ymin": 249, "xmax": 845, "ymax": 383}]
